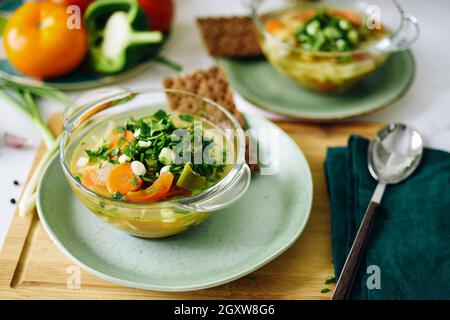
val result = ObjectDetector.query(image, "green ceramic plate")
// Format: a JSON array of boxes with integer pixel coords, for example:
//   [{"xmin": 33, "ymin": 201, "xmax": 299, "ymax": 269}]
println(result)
[
  {"xmin": 0, "ymin": 0, "xmax": 157, "ymax": 90},
  {"xmin": 218, "ymin": 51, "xmax": 415, "ymax": 121},
  {"xmin": 36, "ymin": 115, "xmax": 313, "ymax": 291}
]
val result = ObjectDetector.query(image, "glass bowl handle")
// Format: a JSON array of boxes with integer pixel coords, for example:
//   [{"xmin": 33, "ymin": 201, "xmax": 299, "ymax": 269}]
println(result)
[
  {"xmin": 63, "ymin": 87, "xmax": 134, "ymax": 133},
  {"xmin": 377, "ymin": 12, "xmax": 419, "ymax": 52},
  {"xmin": 181, "ymin": 164, "xmax": 252, "ymax": 213}
]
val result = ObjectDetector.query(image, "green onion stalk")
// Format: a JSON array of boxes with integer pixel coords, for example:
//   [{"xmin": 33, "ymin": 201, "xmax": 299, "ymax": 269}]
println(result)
[{"xmin": 0, "ymin": 75, "xmax": 70, "ymax": 217}]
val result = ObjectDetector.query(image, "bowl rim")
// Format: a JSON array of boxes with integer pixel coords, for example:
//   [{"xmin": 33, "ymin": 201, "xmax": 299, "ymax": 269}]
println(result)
[
  {"xmin": 59, "ymin": 88, "xmax": 248, "ymax": 209},
  {"xmin": 250, "ymin": 0, "xmax": 407, "ymax": 57}
]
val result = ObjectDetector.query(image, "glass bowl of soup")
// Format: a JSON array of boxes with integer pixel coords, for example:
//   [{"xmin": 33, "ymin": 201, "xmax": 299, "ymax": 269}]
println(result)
[
  {"xmin": 60, "ymin": 88, "xmax": 251, "ymax": 238},
  {"xmin": 250, "ymin": 0, "xmax": 419, "ymax": 93}
]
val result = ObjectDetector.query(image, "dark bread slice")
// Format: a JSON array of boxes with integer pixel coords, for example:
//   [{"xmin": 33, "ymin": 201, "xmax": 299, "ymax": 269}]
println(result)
[
  {"xmin": 163, "ymin": 67, "xmax": 260, "ymax": 172},
  {"xmin": 197, "ymin": 16, "xmax": 262, "ymax": 58}
]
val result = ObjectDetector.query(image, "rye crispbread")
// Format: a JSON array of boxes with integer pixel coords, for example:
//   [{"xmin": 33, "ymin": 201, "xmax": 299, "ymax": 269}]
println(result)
[
  {"xmin": 163, "ymin": 67, "xmax": 260, "ymax": 172},
  {"xmin": 196, "ymin": 16, "xmax": 262, "ymax": 58}
]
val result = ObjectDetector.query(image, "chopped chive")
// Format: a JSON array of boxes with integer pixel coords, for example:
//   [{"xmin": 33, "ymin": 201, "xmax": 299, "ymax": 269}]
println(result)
[
  {"xmin": 129, "ymin": 177, "xmax": 139, "ymax": 187},
  {"xmin": 180, "ymin": 114, "xmax": 194, "ymax": 122},
  {"xmin": 325, "ymin": 275, "xmax": 336, "ymax": 284},
  {"xmin": 112, "ymin": 192, "xmax": 124, "ymax": 201}
]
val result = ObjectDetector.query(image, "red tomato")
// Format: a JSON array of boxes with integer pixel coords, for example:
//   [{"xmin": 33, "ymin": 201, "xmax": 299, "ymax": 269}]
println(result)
[{"xmin": 137, "ymin": 0, "xmax": 174, "ymax": 32}]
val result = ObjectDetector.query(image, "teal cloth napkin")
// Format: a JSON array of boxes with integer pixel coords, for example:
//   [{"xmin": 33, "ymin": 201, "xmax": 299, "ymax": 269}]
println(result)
[{"xmin": 325, "ymin": 135, "xmax": 450, "ymax": 300}]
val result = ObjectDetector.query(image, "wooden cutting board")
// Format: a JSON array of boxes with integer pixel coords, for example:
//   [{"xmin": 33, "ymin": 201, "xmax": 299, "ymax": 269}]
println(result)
[{"xmin": 0, "ymin": 114, "xmax": 382, "ymax": 299}]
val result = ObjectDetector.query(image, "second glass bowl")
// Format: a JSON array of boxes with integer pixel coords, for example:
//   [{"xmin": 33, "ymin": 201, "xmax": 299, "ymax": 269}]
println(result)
[{"xmin": 250, "ymin": 0, "xmax": 419, "ymax": 93}]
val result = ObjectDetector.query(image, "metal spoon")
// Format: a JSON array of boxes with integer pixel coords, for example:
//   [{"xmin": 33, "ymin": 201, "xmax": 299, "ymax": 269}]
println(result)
[{"xmin": 331, "ymin": 123, "xmax": 423, "ymax": 300}]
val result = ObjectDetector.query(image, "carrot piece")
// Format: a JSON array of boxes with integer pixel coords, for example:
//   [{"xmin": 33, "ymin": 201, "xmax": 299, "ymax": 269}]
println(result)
[
  {"xmin": 162, "ymin": 186, "xmax": 192, "ymax": 200},
  {"xmin": 124, "ymin": 172, "xmax": 174, "ymax": 203},
  {"xmin": 106, "ymin": 163, "xmax": 143, "ymax": 194},
  {"xmin": 80, "ymin": 168, "xmax": 110, "ymax": 196},
  {"xmin": 352, "ymin": 52, "xmax": 372, "ymax": 61},
  {"xmin": 265, "ymin": 19, "xmax": 285, "ymax": 33},
  {"xmin": 331, "ymin": 9, "xmax": 361, "ymax": 27},
  {"xmin": 294, "ymin": 10, "xmax": 315, "ymax": 22},
  {"xmin": 310, "ymin": 80, "xmax": 338, "ymax": 92},
  {"xmin": 110, "ymin": 130, "xmax": 134, "ymax": 150}
]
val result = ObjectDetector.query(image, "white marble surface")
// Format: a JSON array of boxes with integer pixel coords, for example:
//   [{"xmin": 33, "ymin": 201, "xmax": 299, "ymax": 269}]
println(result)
[{"xmin": 0, "ymin": 0, "xmax": 449, "ymax": 249}]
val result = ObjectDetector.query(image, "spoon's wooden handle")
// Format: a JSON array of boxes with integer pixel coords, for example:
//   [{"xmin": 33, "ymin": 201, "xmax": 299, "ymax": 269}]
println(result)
[{"xmin": 331, "ymin": 201, "xmax": 379, "ymax": 300}]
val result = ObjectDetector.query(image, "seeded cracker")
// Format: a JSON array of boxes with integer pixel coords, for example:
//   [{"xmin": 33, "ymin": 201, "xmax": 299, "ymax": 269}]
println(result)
[
  {"xmin": 197, "ymin": 16, "xmax": 262, "ymax": 58},
  {"xmin": 163, "ymin": 67, "xmax": 260, "ymax": 172}
]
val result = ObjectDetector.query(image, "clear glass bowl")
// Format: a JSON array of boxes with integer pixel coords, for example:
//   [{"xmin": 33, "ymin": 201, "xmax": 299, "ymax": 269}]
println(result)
[
  {"xmin": 249, "ymin": 0, "xmax": 419, "ymax": 93},
  {"xmin": 60, "ymin": 88, "xmax": 251, "ymax": 238}
]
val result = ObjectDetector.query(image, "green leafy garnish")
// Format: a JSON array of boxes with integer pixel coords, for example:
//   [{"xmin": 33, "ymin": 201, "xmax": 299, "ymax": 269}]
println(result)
[
  {"xmin": 293, "ymin": 9, "xmax": 373, "ymax": 53},
  {"xmin": 179, "ymin": 114, "xmax": 194, "ymax": 122},
  {"xmin": 325, "ymin": 275, "xmax": 336, "ymax": 284},
  {"xmin": 152, "ymin": 109, "xmax": 168, "ymax": 120},
  {"xmin": 129, "ymin": 177, "xmax": 139, "ymax": 187},
  {"xmin": 85, "ymin": 145, "xmax": 111, "ymax": 163},
  {"xmin": 83, "ymin": 109, "xmax": 228, "ymax": 199},
  {"xmin": 112, "ymin": 192, "xmax": 124, "ymax": 201},
  {"xmin": 321, "ymin": 288, "xmax": 331, "ymax": 293}
]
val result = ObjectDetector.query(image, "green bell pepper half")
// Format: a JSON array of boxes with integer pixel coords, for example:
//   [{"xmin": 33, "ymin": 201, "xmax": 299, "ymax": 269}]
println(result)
[{"xmin": 84, "ymin": 0, "xmax": 163, "ymax": 74}]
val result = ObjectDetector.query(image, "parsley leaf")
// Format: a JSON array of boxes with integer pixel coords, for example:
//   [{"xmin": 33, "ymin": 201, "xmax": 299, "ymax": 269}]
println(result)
[
  {"xmin": 325, "ymin": 275, "xmax": 336, "ymax": 284},
  {"xmin": 85, "ymin": 145, "xmax": 111, "ymax": 163},
  {"xmin": 180, "ymin": 114, "xmax": 194, "ymax": 122},
  {"xmin": 112, "ymin": 192, "xmax": 124, "ymax": 201},
  {"xmin": 129, "ymin": 177, "xmax": 139, "ymax": 187}
]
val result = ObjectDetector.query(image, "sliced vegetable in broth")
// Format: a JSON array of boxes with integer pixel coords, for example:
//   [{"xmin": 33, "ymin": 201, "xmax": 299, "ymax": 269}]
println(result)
[
  {"xmin": 264, "ymin": 7, "xmax": 385, "ymax": 52},
  {"xmin": 259, "ymin": 7, "xmax": 389, "ymax": 92},
  {"xmin": 70, "ymin": 109, "xmax": 233, "ymax": 202}
]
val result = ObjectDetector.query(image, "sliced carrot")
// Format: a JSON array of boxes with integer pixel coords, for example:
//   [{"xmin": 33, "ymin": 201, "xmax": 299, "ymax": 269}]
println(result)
[
  {"xmin": 124, "ymin": 172, "xmax": 174, "ymax": 203},
  {"xmin": 80, "ymin": 168, "xmax": 110, "ymax": 196},
  {"xmin": 265, "ymin": 19, "xmax": 285, "ymax": 33},
  {"xmin": 106, "ymin": 163, "xmax": 143, "ymax": 194},
  {"xmin": 372, "ymin": 24, "xmax": 385, "ymax": 35},
  {"xmin": 294, "ymin": 10, "xmax": 315, "ymax": 22},
  {"xmin": 162, "ymin": 186, "xmax": 192, "ymax": 200},
  {"xmin": 110, "ymin": 130, "xmax": 134, "ymax": 150},
  {"xmin": 331, "ymin": 9, "xmax": 361, "ymax": 27},
  {"xmin": 352, "ymin": 52, "xmax": 371, "ymax": 61},
  {"xmin": 310, "ymin": 80, "xmax": 338, "ymax": 92}
]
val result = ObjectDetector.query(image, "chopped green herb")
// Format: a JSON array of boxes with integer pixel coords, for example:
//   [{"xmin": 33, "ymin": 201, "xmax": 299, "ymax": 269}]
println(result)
[
  {"xmin": 152, "ymin": 109, "xmax": 167, "ymax": 120},
  {"xmin": 85, "ymin": 145, "xmax": 111, "ymax": 163},
  {"xmin": 141, "ymin": 176, "xmax": 154, "ymax": 183},
  {"xmin": 80, "ymin": 109, "xmax": 229, "ymax": 202},
  {"xmin": 112, "ymin": 192, "xmax": 124, "ymax": 201},
  {"xmin": 129, "ymin": 177, "xmax": 139, "ymax": 187},
  {"xmin": 321, "ymin": 288, "xmax": 331, "ymax": 293},
  {"xmin": 294, "ymin": 10, "xmax": 369, "ymax": 52},
  {"xmin": 145, "ymin": 187, "xmax": 157, "ymax": 194},
  {"xmin": 325, "ymin": 275, "xmax": 336, "ymax": 284},
  {"xmin": 179, "ymin": 114, "xmax": 194, "ymax": 122}
]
